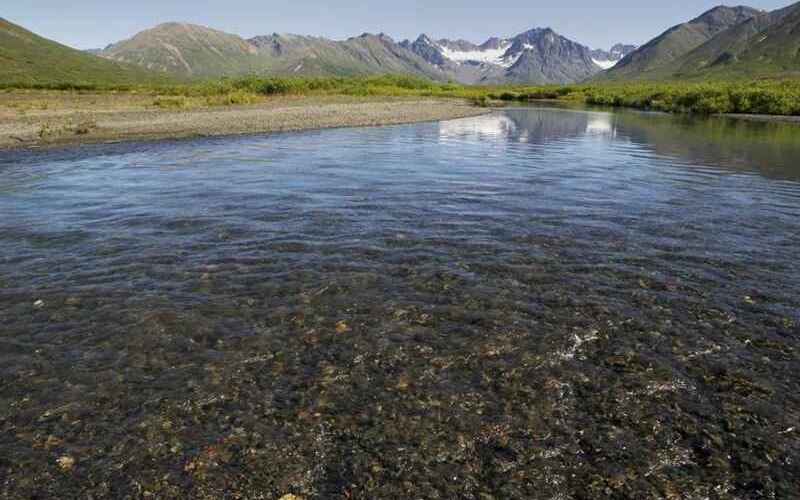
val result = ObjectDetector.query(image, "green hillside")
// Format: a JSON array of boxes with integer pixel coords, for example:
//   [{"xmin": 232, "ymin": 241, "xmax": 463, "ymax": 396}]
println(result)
[
  {"xmin": 596, "ymin": 2, "xmax": 800, "ymax": 82},
  {"xmin": 100, "ymin": 22, "xmax": 264, "ymax": 78},
  {"xmin": 598, "ymin": 6, "xmax": 761, "ymax": 81},
  {"xmin": 668, "ymin": 12, "xmax": 779, "ymax": 78},
  {"xmin": 0, "ymin": 17, "xmax": 172, "ymax": 87},
  {"xmin": 692, "ymin": 2, "xmax": 800, "ymax": 79}
]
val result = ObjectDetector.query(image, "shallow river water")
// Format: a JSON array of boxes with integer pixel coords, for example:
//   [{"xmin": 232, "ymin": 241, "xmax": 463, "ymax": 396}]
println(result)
[{"xmin": 1, "ymin": 107, "xmax": 799, "ymax": 498}]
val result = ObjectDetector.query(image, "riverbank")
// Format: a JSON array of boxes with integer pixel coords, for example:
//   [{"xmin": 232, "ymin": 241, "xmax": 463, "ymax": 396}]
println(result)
[
  {"xmin": 0, "ymin": 92, "xmax": 488, "ymax": 150},
  {"xmin": 488, "ymin": 80, "xmax": 800, "ymax": 116}
]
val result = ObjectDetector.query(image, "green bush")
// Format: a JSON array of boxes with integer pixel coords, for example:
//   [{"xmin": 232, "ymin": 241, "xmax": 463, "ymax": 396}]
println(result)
[
  {"xmin": 5, "ymin": 75, "xmax": 800, "ymax": 116},
  {"xmin": 152, "ymin": 96, "xmax": 189, "ymax": 108},
  {"xmin": 580, "ymin": 81, "xmax": 800, "ymax": 115}
]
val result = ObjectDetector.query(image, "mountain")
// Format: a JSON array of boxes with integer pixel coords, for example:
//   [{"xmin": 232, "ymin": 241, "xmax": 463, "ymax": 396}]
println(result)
[
  {"xmin": 682, "ymin": 1, "xmax": 800, "ymax": 79},
  {"xmin": 100, "ymin": 23, "xmax": 449, "ymax": 80},
  {"xmin": 100, "ymin": 23, "xmax": 263, "ymax": 78},
  {"xmin": 498, "ymin": 28, "xmax": 604, "ymax": 84},
  {"xmin": 0, "ymin": 17, "xmax": 170, "ymax": 86},
  {"xmin": 598, "ymin": 1, "xmax": 800, "ymax": 80},
  {"xmin": 401, "ymin": 28, "xmax": 611, "ymax": 84},
  {"xmin": 590, "ymin": 43, "xmax": 638, "ymax": 69},
  {"xmin": 599, "ymin": 5, "xmax": 762, "ymax": 80},
  {"xmin": 98, "ymin": 21, "xmax": 623, "ymax": 84},
  {"xmin": 7, "ymin": 5, "xmax": 800, "ymax": 88},
  {"xmin": 249, "ymin": 32, "xmax": 449, "ymax": 80},
  {"xmin": 399, "ymin": 35, "xmax": 511, "ymax": 84},
  {"xmin": 664, "ymin": 6, "xmax": 791, "ymax": 78}
]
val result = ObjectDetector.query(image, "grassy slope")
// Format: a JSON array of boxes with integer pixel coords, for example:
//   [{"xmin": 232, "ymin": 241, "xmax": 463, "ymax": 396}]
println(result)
[
  {"xmin": 100, "ymin": 23, "xmax": 263, "ymax": 78},
  {"xmin": 596, "ymin": 3, "xmax": 800, "ymax": 82},
  {"xmin": 598, "ymin": 6, "xmax": 761, "ymax": 81},
  {"xmin": 667, "ymin": 14, "xmax": 777, "ymax": 79},
  {"xmin": 0, "ymin": 17, "xmax": 172, "ymax": 87},
  {"xmin": 697, "ymin": 3, "xmax": 800, "ymax": 80},
  {"xmin": 599, "ymin": 24, "xmax": 717, "ymax": 80},
  {"xmin": 626, "ymin": 2, "xmax": 800, "ymax": 81}
]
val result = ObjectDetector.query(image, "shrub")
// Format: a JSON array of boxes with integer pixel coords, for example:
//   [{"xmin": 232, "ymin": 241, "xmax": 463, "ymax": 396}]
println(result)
[{"xmin": 152, "ymin": 96, "xmax": 189, "ymax": 108}]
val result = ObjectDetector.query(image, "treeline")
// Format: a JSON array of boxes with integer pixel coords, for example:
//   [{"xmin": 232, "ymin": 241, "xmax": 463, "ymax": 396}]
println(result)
[
  {"xmin": 489, "ymin": 81, "xmax": 800, "ymax": 116},
  {"xmin": 169, "ymin": 75, "xmax": 483, "ymax": 98},
  {"xmin": 4, "ymin": 76, "xmax": 800, "ymax": 116}
]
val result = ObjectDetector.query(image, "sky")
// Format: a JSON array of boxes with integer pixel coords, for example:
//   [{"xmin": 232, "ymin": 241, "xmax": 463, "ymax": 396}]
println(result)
[{"xmin": 3, "ymin": 0, "xmax": 791, "ymax": 51}]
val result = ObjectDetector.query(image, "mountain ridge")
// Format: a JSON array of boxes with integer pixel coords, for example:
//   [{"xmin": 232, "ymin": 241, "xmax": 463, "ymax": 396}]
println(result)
[
  {"xmin": 687, "ymin": 1, "xmax": 800, "ymax": 79},
  {"xmin": 599, "ymin": 5, "xmax": 763, "ymax": 80},
  {"xmin": 400, "ymin": 28, "xmax": 633, "ymax": 84},
  {"xmin": 8, "ymin": 3, "xmax": 800, "ymax": 87},
  {"xmin": 97, "ymin": 22, "xmax": 633, "ymax": 84},
  {"xmin": 597, "ymin": 1, "xmax": 800, "ymax": 80}
]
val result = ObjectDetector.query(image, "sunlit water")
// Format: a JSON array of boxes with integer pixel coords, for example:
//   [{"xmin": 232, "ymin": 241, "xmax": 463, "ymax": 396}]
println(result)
[{"xmin": 1, "ymin": 108, "xmax": 799, "ymax": 498}]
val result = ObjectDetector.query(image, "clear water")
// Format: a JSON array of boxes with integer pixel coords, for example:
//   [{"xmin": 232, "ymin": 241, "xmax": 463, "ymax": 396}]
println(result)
[{"xmin": 1, "ymin": 107, "xmax": 799, "ymax": 498}]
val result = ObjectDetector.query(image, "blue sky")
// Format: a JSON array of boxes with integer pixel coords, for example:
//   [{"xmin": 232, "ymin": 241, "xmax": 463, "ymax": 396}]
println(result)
[{"xmin": 4, "ymin": 0, "xmax": 791, "ymax": 50}]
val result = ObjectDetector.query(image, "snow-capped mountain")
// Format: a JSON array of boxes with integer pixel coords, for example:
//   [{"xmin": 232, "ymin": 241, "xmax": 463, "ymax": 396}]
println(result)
[
  {"xmin": 590, "ymin": 43, "xmax": 638, "ymax": 69},
  {"xmin": 401, "ymin": 28, "xmax": 614, "ymax": 84},
  {"xmin": 401, "ymin": 34, "xmax": 520, "ymax": 70},
  {"xmin": 96, "ymin": 20, "xmax": 636, "ymax": 85}
]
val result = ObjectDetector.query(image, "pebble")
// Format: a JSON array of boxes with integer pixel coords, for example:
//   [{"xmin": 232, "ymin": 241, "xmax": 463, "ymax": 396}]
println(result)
[
  {"xmin": 45, "ymin": 435, "xmax": 63, "ymax": 449},
  {"xmin": 56, "ymin": 455, "xmax": 75, "ymax": 471}
]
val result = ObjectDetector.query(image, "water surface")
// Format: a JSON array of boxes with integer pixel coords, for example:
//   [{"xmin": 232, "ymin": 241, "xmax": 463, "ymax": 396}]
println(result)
[{"xmin": 1, "ymin": 108, "xmax": 799, "ymax": 498}]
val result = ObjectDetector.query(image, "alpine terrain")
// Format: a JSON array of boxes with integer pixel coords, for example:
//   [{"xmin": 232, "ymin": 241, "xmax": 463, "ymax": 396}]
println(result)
[
  {"xmin": 597, "ymin": 1, "xmax": 800, "ymax": 80},
  {"xmin": 401, "ymin": 28, "xmax": 624, "ymax": 84},
  {"xmin": 598, "ymin": 5, "xmax": 763, "ymax": 80},
  {"xmin": 590, "ymin": 44, "xmax": 638, "ymax": 69},
  {"xmin": 97, "ymin": 22, "xmax": 631, "ymax": 84}
]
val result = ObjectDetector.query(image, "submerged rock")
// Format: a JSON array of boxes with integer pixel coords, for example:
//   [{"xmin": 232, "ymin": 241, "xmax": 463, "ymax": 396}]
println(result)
[{"xmin": 56, "ymin": 455, "xmax": 75, "ymax": 472}]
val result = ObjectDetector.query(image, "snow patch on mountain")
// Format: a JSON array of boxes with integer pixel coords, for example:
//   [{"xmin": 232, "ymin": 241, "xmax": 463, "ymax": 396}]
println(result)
[
  {"xmin": 438, "ymin": 41, "xmax": 511, "ymax": 66},
  {"xmin": 592, "ymin": 58, "xmax": 618, "ymax": 70},
  {"xmin": 590, "ymin": 44, "xmax": 637, "ymax": 70}
]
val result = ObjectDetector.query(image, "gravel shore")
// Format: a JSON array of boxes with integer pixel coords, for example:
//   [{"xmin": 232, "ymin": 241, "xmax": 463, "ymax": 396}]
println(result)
[{"xmin": 0, "ymin": 97, "xmax": 489, "ymax": 150}]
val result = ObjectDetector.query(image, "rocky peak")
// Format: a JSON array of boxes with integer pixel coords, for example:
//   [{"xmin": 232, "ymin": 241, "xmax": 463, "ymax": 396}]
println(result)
[
  {"xmin": 691, "ymin": 5, "xmax": 762, "ymax": 30},
  {"xmin": 590, "ymin": 43, "xmax": 637, "ymax": 67},
  {"xmin": 507, "ymin": 27, "xmax": 588, "ymax": 57},
  {"xmin": 479, "ymin": 37, "xmax": 506, "ymax": 50},
  {"xmin": 401, "ymin": 34, "xmax": 447, "ymax": 66},
  {"xmin": 437, "ymin": 39, "xmax": 481, "ymax": 52},
  {"xmin": 610, "ymin": 43, "xmax": 637, "ymax": 58}
]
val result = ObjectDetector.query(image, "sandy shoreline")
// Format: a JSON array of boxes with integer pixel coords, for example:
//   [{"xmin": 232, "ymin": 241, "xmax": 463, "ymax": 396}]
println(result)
[{"xmin": 0, "ymin": 96, "xmax": 489, "ymax": 151}]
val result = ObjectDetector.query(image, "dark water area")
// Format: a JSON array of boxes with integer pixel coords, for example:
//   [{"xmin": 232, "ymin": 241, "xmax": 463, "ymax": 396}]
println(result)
[{"xmin": 1, "ymin": 108, "xmax": 799, "ymax": 498}]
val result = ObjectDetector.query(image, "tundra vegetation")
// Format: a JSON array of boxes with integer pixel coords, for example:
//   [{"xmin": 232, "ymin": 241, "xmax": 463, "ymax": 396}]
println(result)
[{"xmin": 4, "ymin": 75, "xmax": 800, "ymax": 116}]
